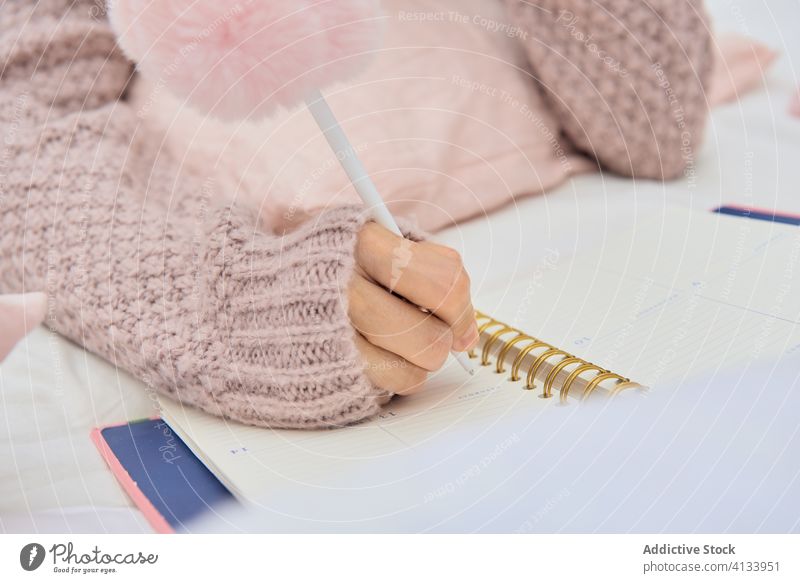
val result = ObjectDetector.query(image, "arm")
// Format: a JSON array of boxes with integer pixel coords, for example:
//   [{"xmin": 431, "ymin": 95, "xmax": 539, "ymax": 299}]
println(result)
[
  {"xmin": 0, "ymin": 0, "xmax": 384, "ymax": 428},
  {"xmin": 507, "ymin": 0, "xmax": 713, "ymax": 179}
]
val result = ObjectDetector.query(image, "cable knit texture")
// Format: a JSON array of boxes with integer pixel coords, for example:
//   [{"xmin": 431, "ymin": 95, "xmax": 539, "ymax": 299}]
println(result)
[{"xmin": 0, "ymin": 0, "xmax": 711, "ymax": 428}]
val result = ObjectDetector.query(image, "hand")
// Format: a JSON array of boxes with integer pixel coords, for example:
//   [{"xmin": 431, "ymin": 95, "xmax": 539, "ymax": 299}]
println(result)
[{"xmin": 350, "ymin": 222, "xmax": 479, "ymax": 396}]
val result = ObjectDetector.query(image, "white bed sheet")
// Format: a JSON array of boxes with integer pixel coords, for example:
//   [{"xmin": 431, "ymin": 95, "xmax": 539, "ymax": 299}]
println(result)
[{"xmin": 1, "ymin": 0, "xmax": 799, "ymax": 533}]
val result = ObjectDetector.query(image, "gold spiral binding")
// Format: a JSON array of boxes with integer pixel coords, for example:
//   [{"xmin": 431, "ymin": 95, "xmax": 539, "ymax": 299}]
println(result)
[
  {"xmin": 559, "ymin": 363, "xmax": 604, "ymax": 403},
  {"xmin": 544, "ymin": 356, "xmax": 584, "ymax": 399},
  {"xmin": 471, "ymin": 311, "xmax": 639, "ymax": 403},
  {"xmin": 582, "ymin": 372, "xmax": 628, "ymax": 400},
  {"xmin": 610, "ymin": 381, "xmax": 640, "ymax": 396},
  {"xmin": 469, "ymin": 314, "xmax": 500, "ymax": 359},
  {"xmin": 510, "ymin": 340, "xmax": 552, "ymax": 383},
  {"xmin": 481, "ymin": 326, "xmax": 516, "ymax": 366},
  {"xmin": 496, "ymin": 333, "xmax": 532, "ymax": 374}
]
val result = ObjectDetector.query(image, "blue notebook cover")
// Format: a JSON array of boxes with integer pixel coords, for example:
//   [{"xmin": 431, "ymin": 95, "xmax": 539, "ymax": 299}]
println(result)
[{"xmin": 92, "ymin": 418, "xmax": 234, "ymax": 533}]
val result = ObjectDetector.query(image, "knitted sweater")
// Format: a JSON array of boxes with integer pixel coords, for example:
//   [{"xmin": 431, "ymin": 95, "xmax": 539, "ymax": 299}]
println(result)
[{"xmin": 0, "ymin": 0, "xmax": 711, "ymax": 428}]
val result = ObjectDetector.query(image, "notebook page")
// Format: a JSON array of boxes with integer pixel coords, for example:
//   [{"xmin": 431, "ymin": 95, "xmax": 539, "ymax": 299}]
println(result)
[
  {"xmin": 479, "ymin": 206, "xmax": 800, "ymax": 390},
  {"xmin": 160, "ymin": 206, "xmax": 800, "ymax": 502},
  {"xmin": 159, "ymin": 361, "xmax": 548, "ymax": 501}
]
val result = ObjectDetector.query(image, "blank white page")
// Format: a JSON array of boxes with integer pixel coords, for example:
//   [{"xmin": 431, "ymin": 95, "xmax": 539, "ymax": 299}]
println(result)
[
  {"xmin": 479, "ymin": 206, "xmax": 800, "ymax": 389},
  {"xmin": 160, "ymin": 358, "xmax": 545, "ymax": 500}
]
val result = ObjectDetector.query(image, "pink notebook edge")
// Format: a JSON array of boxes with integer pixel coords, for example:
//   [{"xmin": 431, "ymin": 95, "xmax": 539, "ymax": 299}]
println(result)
[{"xmin": 90, "ymin": 420, "xmax": 175, "ymax": 534}]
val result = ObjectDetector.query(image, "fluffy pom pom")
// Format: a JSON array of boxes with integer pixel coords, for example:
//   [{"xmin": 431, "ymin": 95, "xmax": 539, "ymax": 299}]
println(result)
[{"xmin": 109, "ymin": 0, "xmax": 383, "ymax": 120}]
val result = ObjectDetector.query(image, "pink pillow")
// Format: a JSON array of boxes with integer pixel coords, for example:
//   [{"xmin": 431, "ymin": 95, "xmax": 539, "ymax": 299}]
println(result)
[
  {"xmin": 708, "ymin": 33, "xmax": 779, "ymax": 106},
  {"xmin": 789, "ymin": 90, "xmax": 800, "ymax": 118}
]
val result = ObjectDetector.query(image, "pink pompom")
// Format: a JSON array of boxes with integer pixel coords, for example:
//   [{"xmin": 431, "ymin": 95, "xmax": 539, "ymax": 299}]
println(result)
[{"xmin": 110, "ymin": 0, "xmax": 383, "ymax": 121}]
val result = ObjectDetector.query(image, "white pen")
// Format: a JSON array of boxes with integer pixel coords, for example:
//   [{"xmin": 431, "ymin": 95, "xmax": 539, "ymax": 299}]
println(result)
[{"xmin": 305, "ymin": 89, "xmax": 476, "ymax": 375}]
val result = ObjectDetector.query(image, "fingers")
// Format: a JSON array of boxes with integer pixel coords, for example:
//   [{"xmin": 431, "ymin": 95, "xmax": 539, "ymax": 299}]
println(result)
[
  {"xmin": 355, "ymin": 222, "xmax": 478, "ymax": 351},
  {"xmin": 350, "ymin": 221, "xmax": 479, "ymax": 399},
  {"xmin": 349, "ymin": 273, "xmax": 453, "ymax": 372},
  {"xmin": 355, "ymin": 334, "xmax": 428, "ymax": 396}
]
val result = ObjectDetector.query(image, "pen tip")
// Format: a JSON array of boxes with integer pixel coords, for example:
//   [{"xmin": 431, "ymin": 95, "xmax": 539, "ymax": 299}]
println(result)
[{"xmin": 452, "ymin": 351, "xmax": 476, "ymax": 375}]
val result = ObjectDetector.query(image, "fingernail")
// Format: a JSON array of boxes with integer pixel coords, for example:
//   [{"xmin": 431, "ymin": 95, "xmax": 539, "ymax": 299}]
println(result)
[{"xmin": 454, "ymin": 324, "xmax": 479, "ymax": 351}]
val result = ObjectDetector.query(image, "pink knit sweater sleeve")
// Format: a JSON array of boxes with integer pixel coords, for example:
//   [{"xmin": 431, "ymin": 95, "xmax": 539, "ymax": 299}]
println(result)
[
  {"xmin": 0, "ymin": 0, "xmax": 387, "ymax": 429},
  {"xmin": 507, "ymin": 0, "xmax": 713, "ymax": 179}
]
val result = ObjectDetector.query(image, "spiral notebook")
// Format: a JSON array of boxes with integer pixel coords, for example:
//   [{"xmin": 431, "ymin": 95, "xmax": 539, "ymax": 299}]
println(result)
[{"xmin": 159, "ymin": 206, "xmax": 800, "ymax": 503}]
